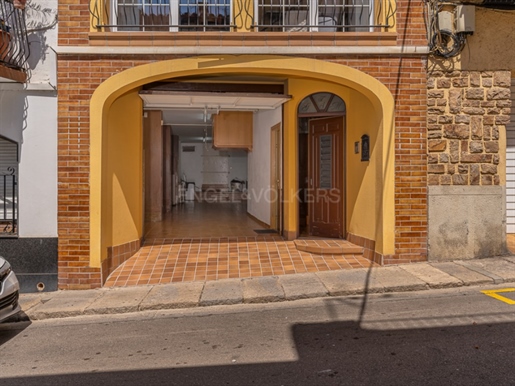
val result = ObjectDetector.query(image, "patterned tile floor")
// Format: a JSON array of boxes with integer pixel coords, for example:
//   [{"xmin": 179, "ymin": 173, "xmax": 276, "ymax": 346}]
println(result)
[{"xmin": 105, "ymin": 201, "xmax": 376, "ymax": 287}]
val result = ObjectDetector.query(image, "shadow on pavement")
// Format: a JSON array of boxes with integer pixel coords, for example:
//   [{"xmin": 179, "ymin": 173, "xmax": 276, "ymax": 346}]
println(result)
[
  {"xmin": 1, "ymin": 317, "xmax": 514, "ymax": 385},
  {"xmin": 0, "ymin": 313, "xmax": 31, "ymax": 347}
]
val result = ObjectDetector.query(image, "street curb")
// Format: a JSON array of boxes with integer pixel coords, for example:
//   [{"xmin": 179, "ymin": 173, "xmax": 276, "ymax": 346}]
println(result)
[{"xmin": 17, "ymin": 257, "xmax": 515, "ymax": 322}]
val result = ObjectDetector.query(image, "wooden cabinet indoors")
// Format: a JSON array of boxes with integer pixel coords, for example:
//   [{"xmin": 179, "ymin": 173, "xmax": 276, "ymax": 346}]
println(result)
[{"xmin": 212, "ymin": 111, "xmax": 253, "ymax": 151}]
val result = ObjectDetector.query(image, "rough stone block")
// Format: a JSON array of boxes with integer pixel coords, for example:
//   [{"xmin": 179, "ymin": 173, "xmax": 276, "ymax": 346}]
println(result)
[
  {"xmin": 444, "ymin": 124, "xmax": 470, "ymax": 139},
  {"xmin": 465, "ymin": 88, "xmax": 484, "ymax": 100},
  {"xmin": 439, "ymin": 153, "xmax": 449, "ymax": 163},
  {"xmin": 482, "ymin": 77, "xmax": 493, "ymax": 87},
  {"xmin": 470, "ymin": 72, "xmax": 481, "ymax": 87},
  {"xmin": 455, "ymin": 115, "xmax": 471, "ymax": 124},
  {"xmin": 428, "ymin": 164, "xmax": 445, "ymax": 174},
  {"xmin": 428, "ymin": 90, "xmax": 444, "ymax": 98},
  {"xmin": 484, "ymin": 141, "xmax": 499, "ymax": 154},
  {"xmin": 452, "ymin": 174, "xmax": 467, "ymax": 185},
  {"xmin": 428, "ymin": 139, "xmax": 447, "ymax": 152},
  {"xmin": 437, "ymin": 78, "xmax": 451, "ymax": 88},
  {"xmin": 449, "ymin": 89, "xmax": 462, "ymax": 113},
  {"xmin": 487, "ymin": 88, "xmax": 510, "ymax": 100},
  {"xmin": 463, "ymin": 107, "xmax": 485, "ymax": 115},
  {"xmin": 481, "ymin": 164, "xmax": 497, "ymax": 175},
  {"xmin": 495, "ymin": 115, "xmax": 510, "ymax": 125},
  {"xmin": 453, "ymin": 77, "xmax": 469, "ymax": 88},
  {"xmin": 469, "ymin": 141, "xmax": 483, "ymax": 153},
  {"xmin": 493, "ymin": 71, "xmax": 511, "ymax": 87}
]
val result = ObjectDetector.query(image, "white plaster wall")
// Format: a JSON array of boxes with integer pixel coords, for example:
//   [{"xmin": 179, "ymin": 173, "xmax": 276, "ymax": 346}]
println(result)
[
  {"xmin": 18, "ymin": 92, "xmax": 58, "ymax": 237},
  {"xmin": 203, "ymin": 144, "xmax": 229, "ymax": 185},
  {"xmin": 0, "ymin": 90, "xmax": 57, "ymax": 237},
  {"xmin": 26, "ymin": 0, "xmax": 58, "ymax": 86},
  {"xmin": 228, "ymin": 150, "xmax": 248, "ymax": 184},
  {"xmin": 0, "ymin": 0, "xmax": 58, "ymax": 237},
  {"xmin": 179, "ymin": 142, "xmax": 204, "ymax": 187},
  {"xmin": 247, "ymin": 107, "xmax": 282, "ymax": 225}
]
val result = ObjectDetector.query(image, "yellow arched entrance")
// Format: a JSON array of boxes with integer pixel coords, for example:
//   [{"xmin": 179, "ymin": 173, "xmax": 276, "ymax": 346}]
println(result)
[{"xmin": 90, "ymin": 55, "xmax": 395, "ymax": 269}]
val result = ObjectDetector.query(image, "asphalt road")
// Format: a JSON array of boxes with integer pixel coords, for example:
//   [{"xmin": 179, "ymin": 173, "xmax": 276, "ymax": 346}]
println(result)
[{"xmin": 1, "ymin": 285, "xmax": 515, "ymax": 385}]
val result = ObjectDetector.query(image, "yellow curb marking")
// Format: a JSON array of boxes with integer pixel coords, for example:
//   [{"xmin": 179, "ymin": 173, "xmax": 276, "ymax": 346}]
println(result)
[{"xmin": 481, "ymin": 288, "xmax": 515, "ymax": 305}]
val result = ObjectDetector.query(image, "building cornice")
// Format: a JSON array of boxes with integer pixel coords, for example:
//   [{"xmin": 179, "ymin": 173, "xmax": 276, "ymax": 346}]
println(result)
[{"xmin": 55, "ymin": 46, "xmax": 429, "ymax": 56}]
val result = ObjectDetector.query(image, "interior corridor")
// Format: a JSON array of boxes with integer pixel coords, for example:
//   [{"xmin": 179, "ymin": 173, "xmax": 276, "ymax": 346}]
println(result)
[{"xmin": 144, "ymin": 201, "xmax": 269, "ymax": 239}]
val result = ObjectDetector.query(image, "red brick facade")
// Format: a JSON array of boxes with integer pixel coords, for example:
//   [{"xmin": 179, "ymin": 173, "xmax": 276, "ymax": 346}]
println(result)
[{"xmin": 57, "ymin": 0, "xmax": 428, "ymax": 289}]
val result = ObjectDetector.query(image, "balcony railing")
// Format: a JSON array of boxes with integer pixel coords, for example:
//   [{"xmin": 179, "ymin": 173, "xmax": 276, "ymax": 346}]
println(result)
[
  {"xmin": 0, "ymin": 171, "xmax": 17, "ymax": 237},
  {"xmin": 0, "ymin": 0, "xmax": 29, "ymax": 77},
  {"xmin": 90, "ymin": 0, "xmax": 395, "ymax": 33}
]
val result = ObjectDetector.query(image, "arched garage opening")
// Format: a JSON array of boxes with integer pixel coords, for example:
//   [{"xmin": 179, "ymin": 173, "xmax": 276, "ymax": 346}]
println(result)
[{"xmin": 89, "ymin": 55, "xmax": 395, "ymax": 282}]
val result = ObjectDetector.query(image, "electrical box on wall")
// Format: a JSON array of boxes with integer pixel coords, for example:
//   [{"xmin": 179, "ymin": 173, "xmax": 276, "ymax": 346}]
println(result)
[
  {"xmin": 438, "ymin": 11, "xmax": 453, "ymax": 33},
  {"xmin": 456, "ymin": 5, "xmax": 475, "ymax": 33}
]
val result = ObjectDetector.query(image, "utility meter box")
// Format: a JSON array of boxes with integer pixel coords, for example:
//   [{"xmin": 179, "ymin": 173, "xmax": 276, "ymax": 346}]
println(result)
[
  {"xmin": 456, "ymin": 5, "xmax": 475, "ymax": 33},
  {"xmin": 438, "ymin": 11, "xmax": 453, "ymax": 33}
]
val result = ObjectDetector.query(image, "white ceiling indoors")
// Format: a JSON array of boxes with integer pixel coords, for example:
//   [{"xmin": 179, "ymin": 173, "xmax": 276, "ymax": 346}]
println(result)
[{"xmin": 140, "ymin": 91, "xmax": 291, "ymax": 143}]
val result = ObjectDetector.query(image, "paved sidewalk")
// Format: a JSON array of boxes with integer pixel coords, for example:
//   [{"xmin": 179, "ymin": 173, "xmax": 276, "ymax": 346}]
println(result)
[{"xmin": 16, "ymin": 256, "xmax": 515, "ymax": 321}]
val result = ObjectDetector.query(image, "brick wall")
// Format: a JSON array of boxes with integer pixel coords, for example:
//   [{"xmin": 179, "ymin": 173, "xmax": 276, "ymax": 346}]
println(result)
[
  {"xmin": 57, "ymin": 54, "xmax": 427, "ymax": 288},
  {"xmin": 427, "ymin": 70, "xmax": 511, "ymax": 186},
  {"xmin": 56, "ymin": 0, "xmax": 428, "ymax": 288}
]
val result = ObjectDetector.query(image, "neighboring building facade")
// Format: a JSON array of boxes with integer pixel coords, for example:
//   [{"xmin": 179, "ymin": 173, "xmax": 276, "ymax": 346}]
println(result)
[
  {"xmin": 0, "ymin": 0, "xmax": 58, "ymax": 292},
  {"xmin": 425, "ymin": 1, "xmax": 513, "ymax": 260}
]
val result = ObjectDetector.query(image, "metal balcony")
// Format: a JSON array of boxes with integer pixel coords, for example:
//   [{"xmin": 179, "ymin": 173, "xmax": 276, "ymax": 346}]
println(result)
[
  {"xmin": 0, "ymin": 0, "xmax": 28, "ymax": 82},
  {"xmin": 90, "ymin": 0, "xmax": 395, "ymax": 33}
]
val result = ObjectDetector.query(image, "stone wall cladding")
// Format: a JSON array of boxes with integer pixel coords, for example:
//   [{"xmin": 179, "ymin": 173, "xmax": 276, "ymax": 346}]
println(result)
[{"xmin": 427, "ymin": 70, "xmax": 511, "ymax": 186}]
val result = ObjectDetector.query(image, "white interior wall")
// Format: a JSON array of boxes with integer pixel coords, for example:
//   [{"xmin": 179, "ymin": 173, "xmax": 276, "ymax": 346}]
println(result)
[
  {"xmin": 202, "ymin": 145, "xmax": 229, "ymax": 185},
  {"xmin": 179, "ymin": 142, "xmax": 249, "ymax": 189},
  {"xmin": 228, "ymin": 150, "xmax": 248, "ymax": 184},
  {"xmin": 247, "ymin": 107, "xmax": 282, "ymax": 225},
  {"xmin": 179, "ymin": 142, "xmax": 203, "ymax": 187}
]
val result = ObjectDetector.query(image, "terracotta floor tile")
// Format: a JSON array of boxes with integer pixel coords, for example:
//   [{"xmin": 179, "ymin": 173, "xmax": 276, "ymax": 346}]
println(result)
[{"xmin": 105, "ymin": 202, "xmax": 378, "ymax": 287}]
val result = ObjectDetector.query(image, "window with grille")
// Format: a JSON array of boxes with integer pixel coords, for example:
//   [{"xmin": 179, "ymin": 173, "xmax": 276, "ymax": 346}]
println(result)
[
  {"xmin": 0, "ymin": 136, "xmax": 17, "ymax": 237},
  {"xmin": 115, "ymin": 0, "xmax": 232, "ymax": 31},
  {"xmin": 254, "ymin": 0, "xmax": 374, "ymax": 32}
]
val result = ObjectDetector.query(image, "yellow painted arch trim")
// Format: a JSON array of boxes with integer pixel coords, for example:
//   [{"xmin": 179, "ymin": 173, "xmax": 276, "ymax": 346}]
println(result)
[{"xmin": 90, "ymin": 55, "xmax": 395, "ymax": 268}]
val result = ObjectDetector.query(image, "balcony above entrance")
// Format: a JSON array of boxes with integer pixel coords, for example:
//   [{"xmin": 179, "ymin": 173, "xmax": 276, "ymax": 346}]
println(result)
[
  {"xmin": 0, "ymin": 0, "xmax": 28, "ymax": 83},
  {"xmin": 89, "ymin": 0, "xmax": 396, "ymax": 38}
]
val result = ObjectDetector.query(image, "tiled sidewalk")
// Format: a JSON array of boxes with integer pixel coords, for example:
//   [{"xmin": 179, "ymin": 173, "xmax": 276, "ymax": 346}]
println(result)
[{"xmin": 104, "ymin": 236, "xmax": 375, "ymax": 287}]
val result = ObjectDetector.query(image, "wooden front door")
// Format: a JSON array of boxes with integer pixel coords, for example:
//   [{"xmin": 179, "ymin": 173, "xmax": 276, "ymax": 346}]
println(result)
[
  {"xmin": 270, "ymin": 123, "xmax": 282, "ymax": 233},
  {"xmin": 308, "ymin": 116, "xmax": 345, "ymax": 238}
]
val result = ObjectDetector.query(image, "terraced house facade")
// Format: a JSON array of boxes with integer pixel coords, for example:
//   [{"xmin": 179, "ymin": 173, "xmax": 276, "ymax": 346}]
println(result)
[{"xmin": 52, "ymin": 0, "xmax": 432, "ymax": 290}]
